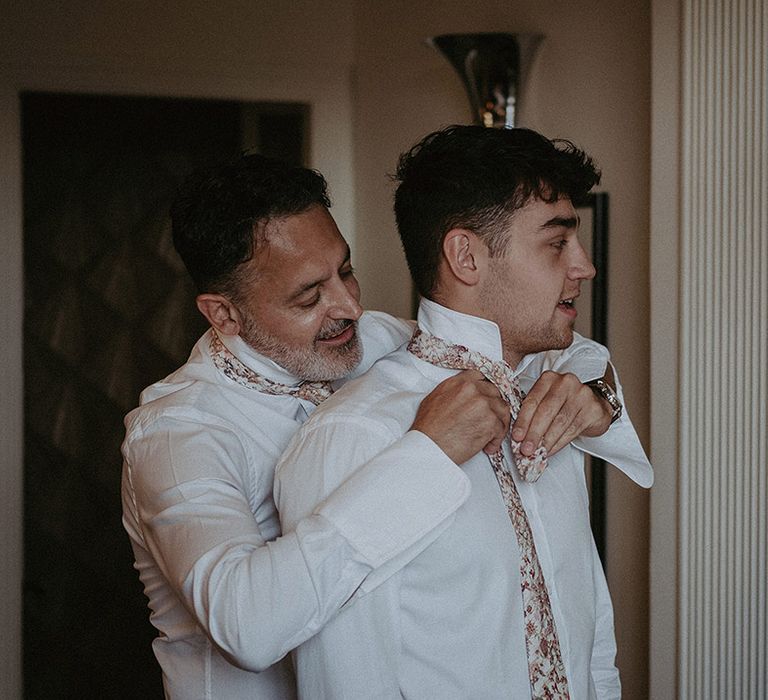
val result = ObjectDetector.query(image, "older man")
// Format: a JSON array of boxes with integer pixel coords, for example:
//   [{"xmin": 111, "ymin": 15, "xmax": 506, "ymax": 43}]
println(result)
[
  {"xmin": 122, "ymin": 152, "xmax": 623, "ymax": 698},
  {"xmin": 275, "ymin": 127, "xmax": 653, "ymax": 699}
]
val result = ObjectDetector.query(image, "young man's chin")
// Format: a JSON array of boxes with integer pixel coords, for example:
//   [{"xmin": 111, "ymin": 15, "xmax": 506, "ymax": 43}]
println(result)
[{"xmin": 526, "ymin": 329, "xmax": 574, "ymax": 357}]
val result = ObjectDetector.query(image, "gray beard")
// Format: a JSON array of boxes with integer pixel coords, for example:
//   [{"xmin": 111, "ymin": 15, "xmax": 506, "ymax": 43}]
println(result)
[{"xmin": 240, "ymin": 317, "xmax": 362, "ymax": 382}]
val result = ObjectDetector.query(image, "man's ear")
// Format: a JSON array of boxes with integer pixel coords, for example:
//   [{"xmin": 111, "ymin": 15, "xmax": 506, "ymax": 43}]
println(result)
[
  {"xmin": 441, "ymin": 228, "xmax": 486, "ymax": 287},
  {"xmin": 196, "ymin": 293, "xmax": 242, "ymax": 336}
]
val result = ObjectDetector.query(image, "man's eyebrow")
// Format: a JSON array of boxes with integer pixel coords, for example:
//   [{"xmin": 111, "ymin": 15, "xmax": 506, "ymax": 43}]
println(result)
[
  {"xmin": 286, "ymin": 245, "xmax": 352, "ymax": 301},
  {"xmin": 539, "ymin": 215, "xmax": 579, "ymax": 231}
]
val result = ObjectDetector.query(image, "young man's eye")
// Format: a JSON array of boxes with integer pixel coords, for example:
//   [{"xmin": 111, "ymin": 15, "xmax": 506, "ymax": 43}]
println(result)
[{"xmin": 552, "ymin": 239, "xmax": 567, "ymax": 250}]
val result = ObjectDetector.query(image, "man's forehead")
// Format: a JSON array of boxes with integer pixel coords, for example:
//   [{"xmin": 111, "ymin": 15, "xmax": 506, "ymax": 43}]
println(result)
[
  {"xmin": 256, "ymin": 208, "xmax": 347, "ymax": 256},
  {"xmin": 249, "ymin": 212, "xmax": 350, "ymax": 290},
  {"xmin": 510, "ymin": 195, "xmax": 577, "ymax": 226}
]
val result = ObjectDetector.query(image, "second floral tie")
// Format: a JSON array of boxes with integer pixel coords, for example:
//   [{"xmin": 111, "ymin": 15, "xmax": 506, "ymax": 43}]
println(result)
[{"xmin": 209, "ymin": 329, "xmax": 334, "ymax": 405}]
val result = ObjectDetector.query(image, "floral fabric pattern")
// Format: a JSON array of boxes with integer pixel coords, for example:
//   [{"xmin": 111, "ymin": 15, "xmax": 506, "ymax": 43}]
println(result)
[
  {"xmin": 408, "ymin": 327, "xmax": 570, "ymax": 699},
  {"xmin": 209, "ymin": 329, "xmax": 334, "ymax": 405},
  {"xmin": 408, "ymin": 328, "xmax": 548, "ymax": 481}
]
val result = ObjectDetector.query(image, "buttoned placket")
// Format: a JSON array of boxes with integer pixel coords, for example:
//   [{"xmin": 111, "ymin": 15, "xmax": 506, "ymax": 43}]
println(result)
[{"xmin": 407, "ymin": 333, "xmax": 571, "ymax": 697}]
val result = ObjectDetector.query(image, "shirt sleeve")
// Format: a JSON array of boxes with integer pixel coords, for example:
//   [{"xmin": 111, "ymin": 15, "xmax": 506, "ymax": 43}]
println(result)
[
  {"xmin": 589, "ymin": 539, "xmax": 622, "ymax": 699},
  {"xmin": 571, "ymin": 362, "xmax": 654, "ymax": 488},
  {"xmin": 275, "ymin": 415, "xmax": 466, "ymax": 698},
  {"xmin": 275, "ymin": 416, "xmax": 470, "ymax": 597},
  {"xmin": 123, "ymin": 412, "xmax": 466, "ymax": 673},
  {"xmin": 535, "ymin": 335, "xmax": 654, "ymax": 488}
]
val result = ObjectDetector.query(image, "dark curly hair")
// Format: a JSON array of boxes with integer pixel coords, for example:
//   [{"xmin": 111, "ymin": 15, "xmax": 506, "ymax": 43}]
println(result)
[
  {"xmin": 394, "ymin": 125, "xmax": 601, "ymax": 298},
  {"xmin": 170, "ymin": 152, "xmax": 331, "ymax": 299}
]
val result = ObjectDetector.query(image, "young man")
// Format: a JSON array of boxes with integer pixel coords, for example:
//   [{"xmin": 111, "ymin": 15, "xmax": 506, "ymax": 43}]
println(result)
[
  {"xmin": 275, "ymin": 127, "xmax": 653, "ymax": 699},
  {"xmin": 122, "ymin": 152, "xmax": 627, "ymax": 699}
]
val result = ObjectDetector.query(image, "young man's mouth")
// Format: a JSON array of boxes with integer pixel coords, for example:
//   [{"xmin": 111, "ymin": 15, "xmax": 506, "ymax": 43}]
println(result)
[{"xmin": 557, "ymin": 296, "xmax": 578, "ymax": 317}]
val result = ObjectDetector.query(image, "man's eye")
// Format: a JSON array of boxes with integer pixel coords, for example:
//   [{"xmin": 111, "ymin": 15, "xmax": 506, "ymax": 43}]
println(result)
[
  {"xmin": 298, "ymin": 295, "xmax": 320, "ymax": 309},
  {"xmin": 552, "ymin": 239, "xmax": 567, "ymax": 250},
  {"xmin": 341, "ymin": 266, "xmax": 356, "ymax": 278}
]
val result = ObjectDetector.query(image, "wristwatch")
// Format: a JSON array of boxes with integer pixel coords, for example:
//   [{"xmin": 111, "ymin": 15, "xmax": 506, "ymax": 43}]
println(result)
[{"xmin": 585, "ymin": 378, "xmax": 623, "ymax": 424}]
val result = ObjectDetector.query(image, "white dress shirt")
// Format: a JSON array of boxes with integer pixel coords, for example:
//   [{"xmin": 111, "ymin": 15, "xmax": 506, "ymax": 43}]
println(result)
[
  {"xmin": 275, "ymin": 299, "xmax": 653, "ymax": 700},
  {"xmin": 121, "ymin": 311, "xmax": 469, "ymax": 699}
]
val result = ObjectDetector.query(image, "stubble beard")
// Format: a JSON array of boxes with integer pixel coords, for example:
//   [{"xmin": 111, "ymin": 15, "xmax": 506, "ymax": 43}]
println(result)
[
  {"xmin": 518, "ymin": 313, "xmax": 575, "ymax": 356},
  {"xmin": 480, "ymin": 275, "xmax": 574, "ymax": 364},
  {"xmin": 495, "ymin": 309, "xmax": 575, "ymax": 366},
  {"xmin": 240, "ymin": 315, "xmax": 363, "ymax": 382}
]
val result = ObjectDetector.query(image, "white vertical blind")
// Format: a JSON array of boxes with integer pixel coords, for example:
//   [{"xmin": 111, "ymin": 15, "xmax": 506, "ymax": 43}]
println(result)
[{"xmin": 680, "ymin": 0, "xmax": 767, "ymax": 697}]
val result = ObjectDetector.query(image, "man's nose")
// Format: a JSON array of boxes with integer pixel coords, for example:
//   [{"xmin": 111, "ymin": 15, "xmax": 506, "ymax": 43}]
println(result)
[
  {"xmin": 568, "ymin": 242, "xmax": 596, "ymax": 281},
  {"xmin": 328, "ymin": 280, "xmax": 363, "ymax": 320}
]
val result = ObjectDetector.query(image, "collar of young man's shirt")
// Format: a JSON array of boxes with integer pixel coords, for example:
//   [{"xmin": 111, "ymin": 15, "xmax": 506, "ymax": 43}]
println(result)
[{"xmin": 415, "ymin": 297, "xmax": 539, "ymax": 379}]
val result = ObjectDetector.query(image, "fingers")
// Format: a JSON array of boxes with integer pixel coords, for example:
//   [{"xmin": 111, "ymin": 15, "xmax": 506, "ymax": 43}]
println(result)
[
  {"xmin": 411, "ymin": 370, "xmax": 511, "ymax": 465},
  {"xmin": 512, "ymin": 371, "xmax": 609, "ymax": 457},
  {"xmin": 512, "ymin": 371, "xmax": 568, "ymax": 455},
  {"xmin": 415, "ymin": 367, "xmax": 617, "ymax": 465},
  {"xmin": 546, "ymin": 409, "xmax": 590, "ymax": 455}
]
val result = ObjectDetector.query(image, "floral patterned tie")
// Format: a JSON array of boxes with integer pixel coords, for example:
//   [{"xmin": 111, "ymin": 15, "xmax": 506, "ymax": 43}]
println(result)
[
  {"xmin": 408, "ymin": 327, "xmax": 570, "ymax": 699},
  {"xmin": 408, "ymin": 328, "xmax": 548, "ymax": 481},
  {"xmin": 209, "ymin": 329, "xmax": 334, "ymax": 405}
]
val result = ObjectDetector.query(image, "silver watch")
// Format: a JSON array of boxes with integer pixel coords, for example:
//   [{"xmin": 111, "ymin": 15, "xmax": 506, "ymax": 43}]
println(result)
[{"xmin": 585, "ymin": 378, "xmax": 623, "ymax": 424}]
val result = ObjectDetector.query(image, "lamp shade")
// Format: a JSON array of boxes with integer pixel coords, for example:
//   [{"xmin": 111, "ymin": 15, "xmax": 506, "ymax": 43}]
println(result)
[{"xmin": 428, "ymin": 32, "xmax": 543, "ymax": 128}]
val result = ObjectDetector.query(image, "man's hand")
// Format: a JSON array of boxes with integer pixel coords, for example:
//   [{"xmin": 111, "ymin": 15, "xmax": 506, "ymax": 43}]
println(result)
[
  {"xmin": 511, "ymin": 370, "xmax": 614, "ymax": 458},
  {"xmin": 411, "ymin": 370, "xmax": 510, "ymax": 465}
]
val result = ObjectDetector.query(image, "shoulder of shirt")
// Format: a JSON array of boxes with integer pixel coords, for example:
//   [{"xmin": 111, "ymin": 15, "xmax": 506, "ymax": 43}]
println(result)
[
  {"xmin": 304, "ymin": 348, "xmax": 420, "ymax": 431},
  {"xmin": 519, "ymin": 332, "xmax": 610, "ymax": 380},
  {"xmin": 123, "ymin": 333, "xmax": 287, "ymax": 441},
  {"xmin": 348, "ymin": 311, "xmax": 414, "ymax": 379},
  {"xmin": 359, "ymin": 309, "xmax": 414, "ymax": 338}
]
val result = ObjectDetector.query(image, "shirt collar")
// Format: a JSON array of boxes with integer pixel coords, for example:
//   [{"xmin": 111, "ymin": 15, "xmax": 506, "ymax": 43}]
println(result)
[
  {"xmin": 417, "ymin": 298, "xmax": 538, "ymax": 377},
  {"xmin": 215, "ymin": 331, "xmax": 305, "ymax": 388}
]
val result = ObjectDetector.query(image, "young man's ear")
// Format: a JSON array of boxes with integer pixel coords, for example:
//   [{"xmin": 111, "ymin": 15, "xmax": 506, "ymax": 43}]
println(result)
[
  {"xmin": 196, "ymin": 294, "xmax": 242, "ymax": 336},
  {"xmin": 441, "ymin": 228, "xmax": 487, "ymax": 287}
]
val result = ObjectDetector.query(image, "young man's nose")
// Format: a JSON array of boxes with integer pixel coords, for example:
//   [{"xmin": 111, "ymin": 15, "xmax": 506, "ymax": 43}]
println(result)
[{"xmin": 568, "ymin": 244, "xmax": 596, "ymax": 281}]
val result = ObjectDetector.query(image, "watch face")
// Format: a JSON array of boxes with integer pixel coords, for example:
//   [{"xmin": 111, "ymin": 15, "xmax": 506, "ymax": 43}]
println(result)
[{"xmin": 588, "ymin": 379, "xmax": 622, "ymax": 421}]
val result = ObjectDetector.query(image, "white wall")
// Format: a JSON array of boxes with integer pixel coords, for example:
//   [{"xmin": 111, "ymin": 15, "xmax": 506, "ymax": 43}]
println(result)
[{"xmin": 352, "ymin": 2, "xmax": 652, "ymax": 696}]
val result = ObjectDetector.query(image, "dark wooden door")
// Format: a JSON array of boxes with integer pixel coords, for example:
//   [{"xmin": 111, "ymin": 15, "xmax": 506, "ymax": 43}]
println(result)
[{"xmin": 21, "ymin": 92, "xmax": 305, "ymax": 698}]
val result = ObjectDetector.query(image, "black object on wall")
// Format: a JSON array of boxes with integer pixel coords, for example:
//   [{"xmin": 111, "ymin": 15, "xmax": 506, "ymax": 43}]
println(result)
[{"xmin": 577, "ymin": 192, "xmax": 610, "ymax": 565}]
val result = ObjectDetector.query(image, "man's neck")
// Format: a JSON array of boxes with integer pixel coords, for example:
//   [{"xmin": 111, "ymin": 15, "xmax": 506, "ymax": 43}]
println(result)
[
  {"xmin": 501, "ymin": 345, "xmax": 524, "ymax": 370},
  {"xmin": 428, "ymin": 295, "xmax": 524, "ymax": 369}
]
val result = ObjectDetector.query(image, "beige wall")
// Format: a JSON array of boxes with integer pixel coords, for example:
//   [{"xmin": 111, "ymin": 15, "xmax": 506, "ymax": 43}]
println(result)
[
  {"xmin": 0, "ymin": 1, "xmax": 355, "ymax": 72},
  {"xmin": 1, "ymin": 1, "xmax": 652, "ymax": 696},
  {"xmin": 352, "ymin": 1, "xmax": 652, "ymax": 697}
]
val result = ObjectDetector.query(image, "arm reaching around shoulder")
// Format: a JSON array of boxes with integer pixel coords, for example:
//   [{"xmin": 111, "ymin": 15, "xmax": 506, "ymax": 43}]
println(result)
[
  {"xmin": 277, "ymin": 371, "xmax": 515, "ymax": 601},
  {"xmin": 124, "ymin": 415, "xmax": 467, "ymax": 675}
]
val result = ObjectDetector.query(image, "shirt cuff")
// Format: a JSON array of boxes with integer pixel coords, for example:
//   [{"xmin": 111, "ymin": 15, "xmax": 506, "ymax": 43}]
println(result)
[
  {"xmin": 316, "ymin": 430, "xmax": 470, "ymax": 569},
  {"xmin": 574, "ymin": 411, "xmax": 654, "ymax": 488}
]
